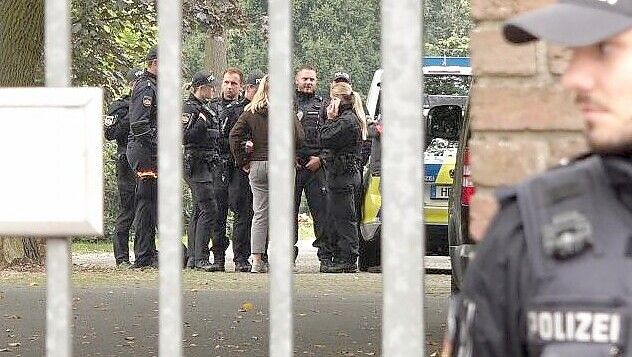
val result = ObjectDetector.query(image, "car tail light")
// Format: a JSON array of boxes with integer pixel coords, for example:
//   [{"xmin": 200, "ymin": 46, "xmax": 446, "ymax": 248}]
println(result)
[{"xmin": 460, "ymin": 147, "xmax": 475, "ymax": 206}]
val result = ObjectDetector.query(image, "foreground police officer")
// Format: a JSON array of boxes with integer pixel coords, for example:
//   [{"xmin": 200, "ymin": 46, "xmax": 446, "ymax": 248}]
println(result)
[
  {"xmin": 447, "ymin": 1, "xmax": 632, "ymax": 356},
  {"xmin": 209, "ymin": 67, "xmax": 244, "ymax": 272},
  {"xmin": 182, "ymin": 72, "xmax": 221, "ymax": 272},
  {"xmin": 104, "ymin": 68, "xmax": 142, "ymax": 267},
  {"xmin": 126, "ymin": 47, "xmax": 159, "ymax": 269},
  {"xmin": 294, "ymin": 65, "xmax": 332, "ymax": 267},
  {"xmin": 320, "ymin": 82, "xmax": 367, "ymax": 273}
]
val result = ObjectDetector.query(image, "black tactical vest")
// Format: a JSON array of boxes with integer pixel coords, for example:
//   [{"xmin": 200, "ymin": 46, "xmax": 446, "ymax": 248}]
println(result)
[
  {"xmin": 517, "ymin": 156, "xmax": 632, "ymax": 356},
  {"xmin": 295, "ymin": 92, "xmax": 323, "ymax": 160}
]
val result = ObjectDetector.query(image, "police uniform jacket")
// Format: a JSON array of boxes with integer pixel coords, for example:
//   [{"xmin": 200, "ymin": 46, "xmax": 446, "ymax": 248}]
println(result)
[
  {"xmin": 218, "ymin": 98, "xmax": 247, "ymax": 159},
  {"xmin": 320, "ymin": 103, "xmax": 362, "ymax": 175},
  {"xmin": 453, "ymin": 154, "xmax": 632, "ymax": 357},
  {"xmin": 294, "ymin": 91, "xmax": 323, "ymax": 162},
  {"xmin": 104, "ymin": 94, "xmax": 131, "ymax": 155},
  {"xmin": 128, "ymin": 70, "xmax": 158, "ymax": 146},
  {"xmin": 181, "ymin": 93, "xmax": 220, "ymax": 182}
]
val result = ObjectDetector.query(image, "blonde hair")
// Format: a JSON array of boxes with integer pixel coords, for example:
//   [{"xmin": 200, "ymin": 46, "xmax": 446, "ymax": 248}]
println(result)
[
  {"xmin": 245, "ymin": 74, "xmax": 269, "ymax": 113},
  {"xmin": 330, "ymin": 82, "xmax": 367, "ymax": 140}
]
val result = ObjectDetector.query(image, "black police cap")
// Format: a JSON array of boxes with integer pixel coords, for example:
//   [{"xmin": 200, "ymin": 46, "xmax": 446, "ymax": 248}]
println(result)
[
  {"xmin": 246, "ymin": 70, "xmax": 265, "ymax": 86},
  {"xmin": 191, "ymin": 71, "xmax": 218, "ymax": 87},
  {"xmin": 146, "ymin": 46, "xmax": 158, "ymax": 61},
  {"xmin": 126, "ymin": 68, "xmax": 143, "ymax": 82},
  {"xmin": 332, "ymin": 71, "xmax": 351, "ymax": 83},
  {"xmin": 504, "ymin": 0, "xmax": 632, "ymax": 46}
]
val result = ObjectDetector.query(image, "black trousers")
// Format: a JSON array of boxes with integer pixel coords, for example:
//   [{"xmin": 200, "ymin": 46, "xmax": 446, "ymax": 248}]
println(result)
[
  {"xmin": 185, "ymin": 177, "xmax": 218, "ymax": 264},
  {"xmin": 228, "ymin": 167, "xmax": 253, "ymax": 263},
  {"xmin": 127, "ymin": 140, "xmax": 157, "ymax": 266},
  {"xmin": 213, "ymin": 165, "xmax": 254, "ymax": 263},
  {"xmin": 294, "ymin": 167, "xmax": 331, "ymax": 261},
  {"xmin": 325, "ymin": 168, "xmax": 361, "ymax": 264},
  {"xmin": 113, "ymin": 152, "xmax": 136, "ymax": 264}
]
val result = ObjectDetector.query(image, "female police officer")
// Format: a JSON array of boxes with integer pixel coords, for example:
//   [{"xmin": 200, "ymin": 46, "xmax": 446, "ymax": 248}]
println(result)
[
  {"xmin": 182, "ymin": 72, "xmax": 221, "ymax": 272},
  {"xmin": 319, "ymin": 82, "xmax": 368, "ymax": 273}
]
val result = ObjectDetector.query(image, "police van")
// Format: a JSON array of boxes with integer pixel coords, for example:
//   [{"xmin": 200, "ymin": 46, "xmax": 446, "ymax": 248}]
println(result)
[{"xmin": 359, "ymin": 57, "xmax": 472, "ymax": 270}]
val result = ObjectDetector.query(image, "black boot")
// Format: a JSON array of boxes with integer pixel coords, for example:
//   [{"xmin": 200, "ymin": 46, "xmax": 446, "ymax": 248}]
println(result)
[
  {"xmin": 208, "ymin": 257, "xmax": 225, "ymax": 272},
  {"xmin": 195, "ymin": 260, "xmax": 215, "ymax": 272}
]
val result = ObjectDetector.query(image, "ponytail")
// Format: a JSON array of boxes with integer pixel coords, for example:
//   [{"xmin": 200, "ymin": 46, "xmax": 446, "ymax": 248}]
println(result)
[{"xmin": 352, "ymin": 91, "xmax": 368, "ymax": 140}]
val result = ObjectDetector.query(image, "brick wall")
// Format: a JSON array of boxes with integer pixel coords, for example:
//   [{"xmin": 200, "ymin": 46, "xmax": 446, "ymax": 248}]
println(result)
[{"xmin": 468, "ymin": 0, "xmax": 589, "ymax": 240}]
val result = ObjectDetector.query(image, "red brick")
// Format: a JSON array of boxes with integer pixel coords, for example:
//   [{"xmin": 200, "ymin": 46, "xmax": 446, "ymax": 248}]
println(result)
[
  {"xmin": 471, "ymin": 27, "xmax": 537, "ymax": 76},
  {"xmin": 469, "ymin": 191, "xmax": 499, "ymax": 242},
  {"xmin": 472, "ymin": 0, "xmax": 554, "ymax": 21},
  {"xmin": 471, "ymin": 0, "xmax": 514, "ymax": 20},
  {"xmin": 548, "ymin": 45, "xmax": 572, "ymax": 75},
  {"xmin": 470, "ymin": 137, "xmax": 546, "ymax": 186},
  {"xmin": 547, "ymin": 134, "xmax": 589, "ymax": 167},
  {"xmin": 471, "ymin": 85, "xmax": 584, "ymax": 131}
]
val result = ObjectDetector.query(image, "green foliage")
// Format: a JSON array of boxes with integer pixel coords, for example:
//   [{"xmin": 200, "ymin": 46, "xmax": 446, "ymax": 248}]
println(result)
[
  {"xmin": 71, "ymin": 0, "xmax": 245, "ymax": 101},
  {"xmin": 229, "ymin": 0, "xmax": 471, "ymax": 96},
  {"xmin": 424, "ymin": 0, "xmax": 472, "ymax": 56}
]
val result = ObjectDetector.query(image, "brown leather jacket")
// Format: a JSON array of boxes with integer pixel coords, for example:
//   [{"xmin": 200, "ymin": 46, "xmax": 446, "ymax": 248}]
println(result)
[{"xmin": 229, "ymin": 107, "xmax": 305, "ymax": 168}]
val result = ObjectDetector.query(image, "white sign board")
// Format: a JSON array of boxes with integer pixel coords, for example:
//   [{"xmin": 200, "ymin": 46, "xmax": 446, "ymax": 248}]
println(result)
[{"xmin": 0, "ymin": 88, "xmax": 104, "ymax": 236}]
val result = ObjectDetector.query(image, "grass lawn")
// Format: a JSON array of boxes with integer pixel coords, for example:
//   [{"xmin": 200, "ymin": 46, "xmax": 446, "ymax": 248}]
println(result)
[{"xmin": 72, "ymin": 220, "xmax": 317, "ymax": 254}]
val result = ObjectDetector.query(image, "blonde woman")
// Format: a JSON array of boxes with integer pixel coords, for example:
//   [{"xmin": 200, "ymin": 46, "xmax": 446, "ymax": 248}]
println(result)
[
  {"xmin": 229, "ymin": 75, "xmax": 305, "ymax": 272},
  {"xmin": 320, "ymin": 82, "xmax": 367, "ymax": 273}
]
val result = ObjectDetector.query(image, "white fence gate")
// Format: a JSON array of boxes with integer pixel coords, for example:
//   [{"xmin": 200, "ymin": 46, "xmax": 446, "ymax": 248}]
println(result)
[{"xmin": 41, "ymin": 0, "xmax": 425, "ymax": 355}]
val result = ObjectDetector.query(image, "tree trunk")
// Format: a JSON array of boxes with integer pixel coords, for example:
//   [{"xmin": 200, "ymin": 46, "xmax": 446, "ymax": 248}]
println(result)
[
  {"xmin": 0, "ymin": 0, "xmax": 47, "ymax": 269},
  {"xmin": 203, "ymin": 31, "xmax": 227, "ymax": 78}
]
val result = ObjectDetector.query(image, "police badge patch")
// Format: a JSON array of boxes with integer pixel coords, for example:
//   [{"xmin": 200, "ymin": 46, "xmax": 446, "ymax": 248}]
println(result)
[
  {"xmin": 103, "ymin": 115, "xmax": 117, "ymax": 127},
  {"xmin": 143, "ymin": 96, "xmax": 153, "ymax": 107},
  {"xmin": 181, "ymin": 113, "xmax": 192, "ymax": 125}
]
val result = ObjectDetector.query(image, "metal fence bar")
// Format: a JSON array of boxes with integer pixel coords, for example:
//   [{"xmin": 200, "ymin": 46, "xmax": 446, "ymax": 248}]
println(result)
[
  {"xmin": 157, "ymin": 1, "xmax": 183, "ymax": 356},
  {"xmin": 268, "ymin": 0, "xmax": 294, "ymax": 355},
  {"xmin": 381, "ymin": 0, "xmax": 425, "ymax": 356},
  {"xmin": 45, "ymin": 0, "xmax": 72, "ymax": 356}
]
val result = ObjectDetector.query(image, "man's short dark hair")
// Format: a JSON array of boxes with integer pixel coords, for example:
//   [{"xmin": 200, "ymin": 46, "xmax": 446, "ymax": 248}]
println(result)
[
  {"xmin": 295, "ymin": 64, "xmax": 317, "ymax": 75},
  {"xmin": 223, "ymin": 67, "xmax": 244, "ymax": 84}
]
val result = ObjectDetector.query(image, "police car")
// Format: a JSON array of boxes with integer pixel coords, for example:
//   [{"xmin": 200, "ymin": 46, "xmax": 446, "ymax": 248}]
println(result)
[{"xmin": 359, "ymin": 57, "xmax": 472, "ymax": 270}]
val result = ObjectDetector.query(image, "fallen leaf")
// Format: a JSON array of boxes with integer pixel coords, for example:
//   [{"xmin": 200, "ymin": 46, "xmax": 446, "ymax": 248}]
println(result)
[
  {"xmin": 124, "ymin": 337, "xmax": 135, "ymax": 341},
  {"xmin": 239, "ymin": 302, "xmax": 254, "ymax": 312},
  {"xmin": 8, "ymin": 343, "xmax": 20, "ymax": 347},
  {"xmin": 191, "ymin": 333, "xmax": 199, "ymax": 338},
  {"xmin": 29, "ymin": 282, "xmax": 38, "ymax": 287}
]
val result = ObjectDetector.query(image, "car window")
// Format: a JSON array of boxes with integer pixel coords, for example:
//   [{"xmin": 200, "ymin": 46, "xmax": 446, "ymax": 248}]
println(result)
[{"xmin": 427, "ymin": 105, "xmax": 463, "ymax": 142}]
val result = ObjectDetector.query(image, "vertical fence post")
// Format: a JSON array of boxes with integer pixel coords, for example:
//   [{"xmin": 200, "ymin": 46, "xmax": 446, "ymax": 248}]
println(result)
[
  {"xmin": 45, "ymin": 0, "xmax": 72, "ymax": 356},
  {"xmin": 381, "ymin": 0, "xmax": 425, "ymax": 356},
  {"xmin": 157, "ymin": 1, "xmax": 183, "ymax": 356},
  {"xmin": 268, "ymin": 0, "xmax": 294, "ymax": 355}
]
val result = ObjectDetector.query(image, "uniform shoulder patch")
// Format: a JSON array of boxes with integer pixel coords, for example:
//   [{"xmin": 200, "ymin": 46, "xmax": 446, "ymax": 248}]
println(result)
[
  {"xmin": 103, "ymin": 115, "xmax": 117, "ymax": 127},
  {"xmin": 181, "ymin": 112, "xmax": 192, "ymax": 125},
  {"xmin": 143, "ymin": 96, "xmax": 153, "ymax": 107}
]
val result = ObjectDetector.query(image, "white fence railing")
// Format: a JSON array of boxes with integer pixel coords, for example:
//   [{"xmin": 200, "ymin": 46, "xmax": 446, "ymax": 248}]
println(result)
[{"xmin": 43, "ymin": 0, "xmax": 425, "ymax": 355}]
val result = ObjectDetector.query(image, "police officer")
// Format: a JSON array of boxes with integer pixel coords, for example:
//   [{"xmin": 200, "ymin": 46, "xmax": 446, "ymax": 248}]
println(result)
[
  {"xmin": 104, "ymin": 68, "xmax": 143, "ymax": 267},
  {"xmin": 182, "ymin": 72, "xmax": 221, "ymax": 272},
  {"xmin": 294, "ymin": 65, "xmax": 332, "ymax": 268},
  {"xmin": 320, "ymin": 82, "xmax": 367, "ymax": 273},
  {"xmin": 447, "ymin": 1, "xmax": 632, "ymax": 356},
  {"xmin": 126, "ymin": 46, "xmax": 159, "ymax": 269},
  {"xmin": 208, "ymin": 67, "xmax": 244, "ymax": 272},
  {"xmin": 216, "ymin": 69, "xmax": 263, "ymax": 273}
]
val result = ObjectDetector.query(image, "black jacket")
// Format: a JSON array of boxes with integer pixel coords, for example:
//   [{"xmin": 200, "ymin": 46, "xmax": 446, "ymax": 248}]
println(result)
[
  {"xmin": 295, "ymin": 91, "xmax": 323, "ymax": 161},
  {"xmin": 128, "ymin": 70, "xmax": 157, "ymax": 146},
  {"xmin": 104, "ymin": 94, "xmax": 131, "ymax": 155},
  {"xmin": 181, "ymin": 93, "xmax": 220, "ymax": 153},
  {"xmin": 320, "ymin": 103, "xmax": 362, "ymax": 174},
  {"xmin": 452, "ymin": 154, "xmax": 632, "ymax": 357}
]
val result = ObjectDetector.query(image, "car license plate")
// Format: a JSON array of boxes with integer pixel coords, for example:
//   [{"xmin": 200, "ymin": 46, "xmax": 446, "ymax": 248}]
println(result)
[{"xmin": 431, "ymin": 185, "xmax": 452, "ymax": 199}]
